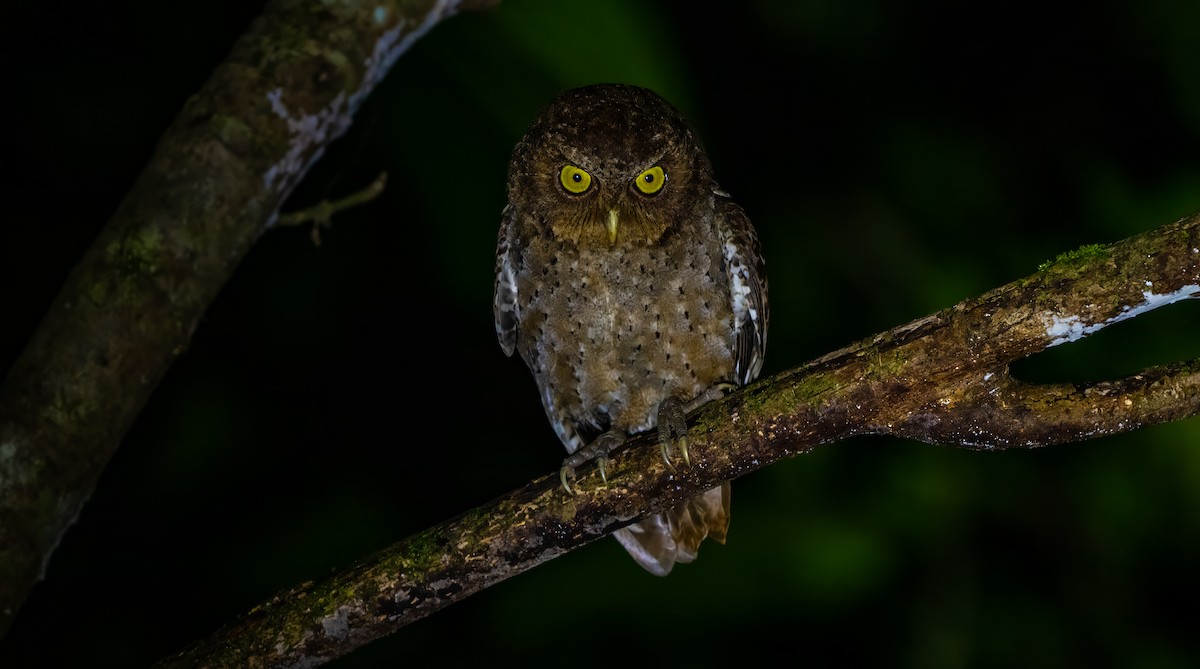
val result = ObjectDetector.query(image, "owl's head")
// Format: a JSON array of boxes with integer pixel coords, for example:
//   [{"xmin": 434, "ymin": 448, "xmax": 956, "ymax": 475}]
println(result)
[{"xmin": 507, "ymin": 84, "xmax": 715, "ymax": 248}]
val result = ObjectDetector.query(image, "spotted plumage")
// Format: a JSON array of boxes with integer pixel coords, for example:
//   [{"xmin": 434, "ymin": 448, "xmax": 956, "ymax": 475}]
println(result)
[{"xmin": 494, "ymin": 84, "xmax": 767, "ymax": 575}]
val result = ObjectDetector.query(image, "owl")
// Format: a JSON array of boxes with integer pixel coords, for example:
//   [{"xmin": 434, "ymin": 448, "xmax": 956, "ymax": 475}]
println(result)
[{"xmin": 493, "ymin": 84, "xmax": 767, "ymax": 576}]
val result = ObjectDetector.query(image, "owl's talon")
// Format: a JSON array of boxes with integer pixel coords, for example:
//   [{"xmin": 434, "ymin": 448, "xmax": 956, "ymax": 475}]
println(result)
[
  {"xmin": 682, "ymin": 382, "xmax": 738, "ymax": 413},
  {"xmin": 560, "ymin": 466, "xmax": 576, "ymax": 495},
  {"xmin": 657, "ymin": 397, "xmax": 691, "ymax": 468},
  {"xmin": 561, "ymin": 430, "xmax": 623, "ymax": 493},
  {"xmin": 660, "ymin": 441, "xmax": 677, "ymax": 470},
  {"xmin": 713, "ymin": 382, "xmax": 737, "ymax": 398}
]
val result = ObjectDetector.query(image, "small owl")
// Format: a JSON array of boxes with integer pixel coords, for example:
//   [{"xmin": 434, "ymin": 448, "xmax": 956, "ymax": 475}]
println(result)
[{"xmin": 493, "ymin": 84, "xmax": 767, "ymax": 576}]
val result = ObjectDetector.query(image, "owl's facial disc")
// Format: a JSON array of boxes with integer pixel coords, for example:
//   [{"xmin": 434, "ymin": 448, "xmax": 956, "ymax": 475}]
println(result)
[{"xmin": 546, "ymin": 147, "xmax": 680, "ymax": 247}]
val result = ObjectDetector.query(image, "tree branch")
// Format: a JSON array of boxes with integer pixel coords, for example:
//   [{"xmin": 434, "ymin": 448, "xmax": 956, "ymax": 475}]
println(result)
[
  {"xmin": 0, "ymin": 0, "xmax": 497, "ymax": 637},
  {"xmin": 155, "ymin": 213, "xmax": 1200, "ymax": 668}
]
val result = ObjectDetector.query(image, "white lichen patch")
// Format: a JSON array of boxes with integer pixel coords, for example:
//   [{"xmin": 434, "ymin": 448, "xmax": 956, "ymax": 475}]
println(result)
[
  {"xmin": 262, "ymin": 0, "xmax": 464, "ymax": 199},
  {"xmin": 1044, "ymin": 314, "xmax": 1091, "ymax": 347},
  {"xmin": 321, "ymin": 605, "xmax": 354, "ymax": 639},
  {"xmin": 263, "ymin": 88, "xmax": 348, "ymax": 195},
  {"xmin": 348, "ymin": 0, "xmax": 463, "ymax": 113},
  {"xmin": 1045, "ymin": 284, "xmax": 1200, "ymax": 347}
]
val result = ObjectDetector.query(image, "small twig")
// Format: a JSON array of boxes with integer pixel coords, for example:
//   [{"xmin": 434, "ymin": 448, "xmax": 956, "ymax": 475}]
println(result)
[{"xmin": 276, "ymin": 172, "xmax": 388, "ymax": 246}]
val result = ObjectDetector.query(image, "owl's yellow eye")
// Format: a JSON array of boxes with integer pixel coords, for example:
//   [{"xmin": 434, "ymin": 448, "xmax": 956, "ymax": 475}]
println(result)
[
  {"xmin": 634, "ymin": 166, "xmax": 666, "ymax": 195},
  {"xmin": 560, "ymin": 165, "xmax": 592, "ymax": 194}
]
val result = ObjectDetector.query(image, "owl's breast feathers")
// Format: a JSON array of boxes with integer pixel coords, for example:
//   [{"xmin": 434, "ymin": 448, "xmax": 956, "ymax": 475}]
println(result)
[{"xmin": 494, "ymin": 191, "xmax": 766, "ymax": 453}]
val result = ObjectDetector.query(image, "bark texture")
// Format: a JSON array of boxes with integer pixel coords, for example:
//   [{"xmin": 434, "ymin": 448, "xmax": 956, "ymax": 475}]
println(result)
[
  {"xmin": 155, "ymin": 213, "xmax": 1200, "ymax": 668},
  {"xmin": 0, "ymin": 0, "xmax": 497, "ymax": 637}
]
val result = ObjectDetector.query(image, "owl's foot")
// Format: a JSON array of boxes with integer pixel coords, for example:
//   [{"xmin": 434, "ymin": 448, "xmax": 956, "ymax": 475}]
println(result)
[
  {"xmin": 657, "ymin": 398, "xmax": 690, "ymax": 469},
  {"xmin": 560, "ymin": 430, "xmax": 625, "ymax": 495},
  {"xmin": 658, "ymin": 384, "xmax": 739, "ymax": 468}
]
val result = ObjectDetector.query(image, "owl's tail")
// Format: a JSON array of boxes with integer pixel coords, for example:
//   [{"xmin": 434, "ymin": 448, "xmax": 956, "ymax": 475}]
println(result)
[{"xmin": 611, "ymin": 483, "xmax": 730, "ymax": 576}]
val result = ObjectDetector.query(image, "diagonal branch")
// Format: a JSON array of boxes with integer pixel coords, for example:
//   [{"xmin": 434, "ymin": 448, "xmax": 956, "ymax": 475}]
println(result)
[
  {"xmin": 156, "ymin": 213, "xmax": 1200, "ymax": 668},
  {"xmin": 0, "ymin": 0, "xmax": 498, "ymax": 638}
]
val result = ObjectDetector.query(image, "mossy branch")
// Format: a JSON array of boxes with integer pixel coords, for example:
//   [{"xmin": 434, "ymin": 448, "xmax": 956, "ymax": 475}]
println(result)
[
  {"xmin": 0, "ymin": 0, "xmax": 498, "ymax": 638},
  {"xmin": 155, "ymin": 213, "xmax": 1200, "ymax": 668}
]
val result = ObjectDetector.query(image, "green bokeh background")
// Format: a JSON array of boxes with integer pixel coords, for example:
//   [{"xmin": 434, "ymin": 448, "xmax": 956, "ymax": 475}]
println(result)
[{"xmin": 2, "ymin": 1, "xmax": 1199, "ymax": 667}]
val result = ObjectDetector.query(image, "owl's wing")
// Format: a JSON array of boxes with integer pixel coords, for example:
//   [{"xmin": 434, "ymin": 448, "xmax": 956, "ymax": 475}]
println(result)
[
  {"xmin": 493, "ymin": 204, "xmax": 520, "ymax": 357},
  {"xmin": 716, "ymin": 192, "xmax": 768, "ymax": 386}
]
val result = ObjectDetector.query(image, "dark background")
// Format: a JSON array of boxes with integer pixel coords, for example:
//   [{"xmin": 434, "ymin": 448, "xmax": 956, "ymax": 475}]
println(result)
[{"xmin": 2, "ymin": 1, "xmax": 1199, "ymax": 667}]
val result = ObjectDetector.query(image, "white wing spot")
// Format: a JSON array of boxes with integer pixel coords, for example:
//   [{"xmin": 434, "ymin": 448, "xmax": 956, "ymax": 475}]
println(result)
[{"xmin": 724, "ymin": 241, "xmax": 752, "ymax": 332}]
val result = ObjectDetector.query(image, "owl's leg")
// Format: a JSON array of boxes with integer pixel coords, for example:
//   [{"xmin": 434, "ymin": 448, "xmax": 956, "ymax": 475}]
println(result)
[
  {"xmin": 656, "ymin": 398, "xmax": 689, "ymax": 468},
  {"xmin": 658, "ymin": 383, "xmax": 738, "ymax": 467},
  {"xmin": 560, "ymin": 430, "xmax": 625, "ymax": 495}
]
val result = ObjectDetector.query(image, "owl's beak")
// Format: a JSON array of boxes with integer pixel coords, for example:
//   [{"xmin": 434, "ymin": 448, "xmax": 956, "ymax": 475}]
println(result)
[{"xmin": 606, "ymin": 208, "xmax": 619, "ymax": 245}]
